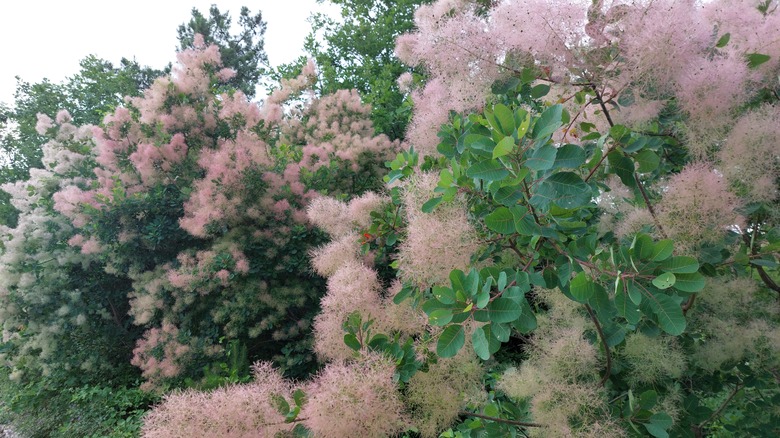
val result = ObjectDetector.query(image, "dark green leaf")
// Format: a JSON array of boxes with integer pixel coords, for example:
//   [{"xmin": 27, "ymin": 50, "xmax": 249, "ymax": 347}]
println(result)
[
  {"xmin": 533, "ymin": 104, "xmax": 563, "ymax": 140},
  {"xmin": 433, "ymin": 286, "xmax": 456, "ymax": 304},
  {"xmin": 487, "ymin": 104, "xmax": 515, "ymax": 136},
  {"xmin": 511, "ymin": 205, "xmax": 542, "ymax": 235},
  {"xmin": 491, "ymin": 322, "xmax": 510, "ymax": 342},
  {"xmin": 493, "ymin": 185, "xmax": 524, "ymax": 206},
  {"xmin": 485, "ymin": 207, "xmax": 516, "ymax": 234},
  {"xmin": 716, "ymin": 32, "xmax": 730, "ymax": 48},
  {"xmin": 652, "ymin": 272, "xmax": 676, "ymax": 289},
  {"xmin": 392, "ymin": 285, "xmax": 413, "ymax": 304},
  {"xmin": 553, "ymin": 144, "xmax": 586, "ymax": 169},
  {"xmin": 650, "ymin": 240, "xmax": 674, "ymax": 262},
  {"xmin": 631, "ymin": 233, "xmax": 655, "ymax": 261},
  {"xmin": 750, "ymin": 258, "xmax": 779, "ymax": 268},
  {"xmin": 293, "ymin": 389, "xmax": 306, "ymax": 407},
  {"xmin": 271, "ymin": 394, "xmax": 290, "ymax": 415},
  {"xmin": 485, "ymin": 298, "xmax": 522, "ymax": 323},
  {"xmin": 343, "ymin": 334, "xmax": 361, "ymax": 351},
  {"xmin": 570, "ymin": 271, "xmax": 603, "ymax": 303},
  {"xmin": 530, "ymin": 171, "xmax": 593, "ymax": 210},
  {"xmin": 644, "ymin": 412, "xmax": 673, "ymax": 438},
  {"xmin": 526, "ymin": 144, "xmax": 557, "ymax": 171},
  {"xmin": 627, "ymin": 280, "xmax": 642, "ymax": 305},
  {"xmin": 747, "ymin": 53, "xmax": 770, "ymax": 69},
  {"xmin": 450, "ymin": 269, "xmax": 466, "ymax": 292},
  {"xmin": 437, "ymin": 324, "xmax": 465, "ymax": 358},
  {"xmin": 493, "ymin": 136, "xmax": 515, "ymax": 159},
  {"xmin": 530, "ymin": 84, "xmax": 551, "ymax": 99},
  {"xmin": 429, "ymin": 309, "xmax": 454, "ymax": 326},
  {"xmin": 472, "ymin": 326, "xmax": 490, "ymax": 360},
  {"xmin": 673, "ymin": 272, "xmax": 706, "ymax": 293},
  {"xmin": 616, "ymin": 286, "xmax": 641, "ymax": 324},
  {"xmin": 608, "ymin": 151, "xmax": 636, "ymax": 187},
  {"xmin": 421, "ymin": 197, "xmax": 443, "ymax": 213},
  {"xmin": 659, "ymin": 256, "xmax": 699, "ymax": 274},
  {"xmin": 513, "ymin": 298, "xmax": 537, "ymax": 333},
  {"xmin": 635, "ymin": 149, "xmax": 660, "ymax": 173},
  {"xmin": 647, "ymin": 293, "xmax": 686, "ymax": 335},
  {"xmin": 466, "ymin": 159, "xmax": 509, "ymax": 181}
]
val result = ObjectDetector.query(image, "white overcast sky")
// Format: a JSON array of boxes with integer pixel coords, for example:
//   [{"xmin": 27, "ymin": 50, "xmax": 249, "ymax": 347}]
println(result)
[{"xmin": 0, "ymin": 0, "xmax": 339, "ymax": 105}]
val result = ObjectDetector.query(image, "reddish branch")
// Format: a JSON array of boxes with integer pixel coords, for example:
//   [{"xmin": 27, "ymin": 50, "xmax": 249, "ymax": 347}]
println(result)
[
  {"xmin": 459, "ymin": 410, "xmax": 543, "ymax": 428},
  {"xmin": 585, "ymin": 304, "xmax": 612, "ymax": 386}
]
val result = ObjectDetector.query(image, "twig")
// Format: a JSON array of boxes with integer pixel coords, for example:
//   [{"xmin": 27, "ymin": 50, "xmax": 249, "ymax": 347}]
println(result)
[
  {"xmin": 756, "ymin": 265, "xmax": 780, "ymax": 295},
  {"xmin": 681, "ymin": 294, "xmax": 696, "ymax": 315},
  {"xmin": 634, "ymin": 173, "xmax": 667, "ymax": 239},
  {"xmin": 590, "ymin": 85, "xmax": 614, "ymax": 127},
  {"xmin": 698, "ymin": 383, "xmax": 743, "ymax": 430},
  {"xmin": 459, "ymin": 410, "xmax": 543, "ymax": 428},
  {"xmin": 585, "ymin": 304, "xmax": 612, "ymax": 386}
]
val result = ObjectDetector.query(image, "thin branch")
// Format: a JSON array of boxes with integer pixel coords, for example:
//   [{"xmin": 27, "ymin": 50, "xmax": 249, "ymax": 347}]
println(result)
[
  {"xmin": 756, "ymin": 265, "xmax": 780, "ymax": 295},
  {"xmin": 681, "ymin": 294, "xmax": 696, "ymax": 316},
  {"xmin": 584, "ymin": 145, "xmax": 615, "ymax": 182},
  {"xmin": 698, "ymin": 383, "xmax": 743, "ymax": 429},
  {"xmin": 459, "ymin": 410, "xmax": 543, "ymax": 428},
  {"xmin": 634, "ymin": 172, "xmax": 667, "ymax": 239},
  {"xmin": 590, "ymin": 85, "xmax": 614, "ymax": 127},
  {"xmin": 585, "ymin": 304, "xmax": 612, "ymax": 387}
]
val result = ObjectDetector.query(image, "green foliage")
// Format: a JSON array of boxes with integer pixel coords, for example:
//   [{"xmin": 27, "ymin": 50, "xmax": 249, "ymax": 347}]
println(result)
[
  {"xmin": 177, "ymin": 5, "xmax": 268, "ymax": 97},
  {"xmin": 280, "ymin": 0, "xmax": 432, "ymax": 139},
  {"xmin": 0, "ymin": 371, "xmax": 156, "ymax": 438}
]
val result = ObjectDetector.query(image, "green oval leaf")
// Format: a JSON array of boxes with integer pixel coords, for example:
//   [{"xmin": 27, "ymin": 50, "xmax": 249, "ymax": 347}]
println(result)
[
  {"xmin": 493, "ymin": 185, "xmax": 524, "ymax": 206},
  {"xmin": 526, "ymin": 144, "xmax": 557, "ymax": 171},
  {"xmin": 433, "ymin": 286, "xmax": 456, "ymax": 304},
  {"xmin": 466, "ymin": 159, "xmax": 509, "ymax": 181},
  {"xmin": 485, "ymin": 207, "xmax": 516, "ymax": 234},
  {"xmin": 647, "ymin": 293, "xmax": 686, "ymax": 335},
  {"xmin": 530, "ymin": 83, "xmax": 551, "ymax": 99},
  {"xmin": 570, "ymin": 271, "xmax": 604, "ymax": 303},
  {"xmin": 486, "ymin": 297, "xmax": 522, "ymax": 323},
  {"xmin": 659, "ymin": 256, "xmax": 699, "ymax": 274},
  {"xmin": 429, "ymin": 308, "xmax": 454, "ymax": 326},
  {"xmin": 421, "ymin": 197, "xmax": 442, "ymax": 213},
  {"xmin": 652, "ymin": 272, "xmax": 676, "ymax": 289},
  {"xmin": 492, "ymin": 136, "xmax": 515, "ymax": 159},
  {"xmin": 343, "ymin": 334, "xmax": 361, "ymax": 351},
  {"xmin": 472, "ymin": 326, "xmax": 490, "ymax": 360},
  {"xmin": 716, "ymin": 32, "xmax": 730, "ymax": 48},
  {"xmin": 650, "ymin": 240, "xmax": 674, "ymax": 262},
  {"xmin": 437, "ymin": 324, "xmax": 465, "ymax": 358},
  {"xmin": 532, "ymin": 104, "xmax": 563, "ymax": 140},
  {"xmin": 673, "ymin": 272, "xmax": 706, "ymax": 293},
  {"xmin": 747, "ymin": 52, "xmax": 771, "ymax": 69},
  {"xmin": 530, "ymin": 171, "xmax": 593, "ymax": 210}
]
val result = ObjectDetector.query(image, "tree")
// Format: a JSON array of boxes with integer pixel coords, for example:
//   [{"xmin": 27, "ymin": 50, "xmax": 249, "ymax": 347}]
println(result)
[
  {"xmin": 177, "ymin": 5, "xmax": 268, "ymax": 98},
  {"xmin": 143, "ymin": 1, "xmax": 779, "ymax": 437},
  {"xmin": 279, "ymin": 0, "xmax": 432, "ymax": 140}
]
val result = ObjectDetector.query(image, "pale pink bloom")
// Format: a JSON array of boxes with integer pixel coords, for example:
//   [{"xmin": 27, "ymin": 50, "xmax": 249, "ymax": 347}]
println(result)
[
  {"xmin": 35, "ymin": 113, "xmax": 54, "ymax": 135},
  {"xmin": 142, "ymin": 362, "xmax": 292, "ymax": 437},
  {"xmin": 79, "ymin": 238, "xmax": 102, "ymax": 255},
  {"xmin": 216, "ymin": 68, "xmax": 236, "ymax": 82},
  {"xmin": 720, "ymin": 105, "xmax": 780, "ymax": 202},
  {"xmin": 55, "ymin": 109, "xmax": 72, "ymax": 124},
  {"xmin": 397, "ymin": 72, "xmax": 414, "ymax": 93},
  {"xmin": 303, "ymin": 355, "xmax": 406, "ymax": 438},
  {"xmin": 659, "ymin": 162, "xmax": 744, "ymax": 252}
]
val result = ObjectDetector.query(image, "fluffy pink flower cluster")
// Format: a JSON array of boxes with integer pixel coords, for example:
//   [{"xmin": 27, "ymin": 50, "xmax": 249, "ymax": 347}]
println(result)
[
  {"xmin": 142, "ymin": 362, "xmax": 292, "ymax": 437},
  {"xmin": 131, "ymin": 322, "xmax": 199, "ymax": 391},
  {"xmin": 658, "ymin": 162, "xmax": 744, "ymax": 252},
  {"xmin": 303, "ymin": 354, "xmax": 407, "ymax": 437},
  {"xmin": 396, "ymin": 0, "xmax": 780, "ymax": 158}
]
